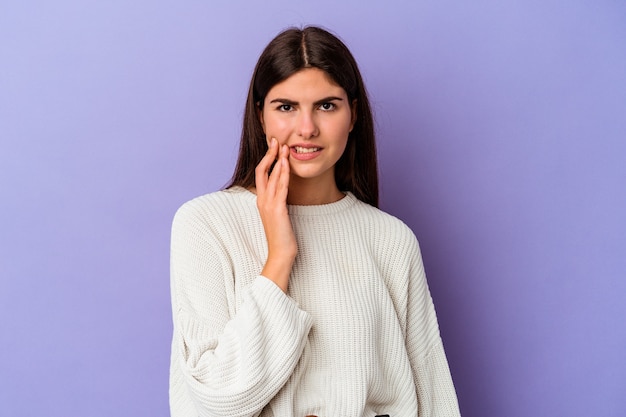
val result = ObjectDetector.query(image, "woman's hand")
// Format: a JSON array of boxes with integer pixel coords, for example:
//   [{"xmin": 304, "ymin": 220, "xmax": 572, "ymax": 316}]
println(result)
[{"xmin": 255, "ymin": 138, "xmax": 297, "ymax": 293}]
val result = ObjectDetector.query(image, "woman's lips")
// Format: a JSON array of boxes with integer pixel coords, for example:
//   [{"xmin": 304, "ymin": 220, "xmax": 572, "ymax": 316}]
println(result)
[{"xmin": 290, "ymin": 145, "xmax": 322, "ymax": 161}]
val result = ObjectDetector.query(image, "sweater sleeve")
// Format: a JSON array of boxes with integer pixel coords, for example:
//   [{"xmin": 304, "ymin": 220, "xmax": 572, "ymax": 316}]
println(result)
[
  {"xmin": 169, "ymin": 202, "xmax": 313, "ymax": 417},
  {"xmin": 405, "ymin": 237, "xmax": 461, "ymax": 417}
]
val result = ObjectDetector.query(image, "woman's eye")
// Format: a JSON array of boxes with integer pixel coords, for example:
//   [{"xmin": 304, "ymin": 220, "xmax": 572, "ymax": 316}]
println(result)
[
  {"xmin": 320, "ymin": 102, "xmax": 335, "ymax": 111},
  {"xmin": 278, "ymin": 104, "xmax": 293, "ymax": 112}
]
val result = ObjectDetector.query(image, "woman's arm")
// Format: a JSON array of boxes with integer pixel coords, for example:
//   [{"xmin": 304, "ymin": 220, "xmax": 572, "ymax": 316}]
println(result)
[
  {"xmin": 404, "ymin": 237, "xmax": 461, "ymax": 417},
  {"xmin": 170, "ymin": 202, "xmax": 312, "ymax": 417}
]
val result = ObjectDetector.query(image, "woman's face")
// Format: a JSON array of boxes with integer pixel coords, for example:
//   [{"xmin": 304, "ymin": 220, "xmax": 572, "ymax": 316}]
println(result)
[{"xmin": 259, "ymin": 68, "xmax": 356, "ymax": 186}]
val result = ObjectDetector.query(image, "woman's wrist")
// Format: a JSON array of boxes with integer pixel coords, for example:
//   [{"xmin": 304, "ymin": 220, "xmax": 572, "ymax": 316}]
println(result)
[{"xmin": 261, "ymin": 255, "xmax": 295, "ymax": 293}]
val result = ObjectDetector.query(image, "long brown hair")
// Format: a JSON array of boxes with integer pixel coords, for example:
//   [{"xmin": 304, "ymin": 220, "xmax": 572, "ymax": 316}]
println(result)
[{"xmin": 227, "ymin": 26, "xmax": 378, "ymax": 207}]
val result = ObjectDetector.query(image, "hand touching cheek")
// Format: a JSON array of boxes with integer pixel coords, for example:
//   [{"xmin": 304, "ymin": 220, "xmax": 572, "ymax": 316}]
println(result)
[{"xmin": 254, "ymin": 138, "xmax": 297, "ymax": 293}]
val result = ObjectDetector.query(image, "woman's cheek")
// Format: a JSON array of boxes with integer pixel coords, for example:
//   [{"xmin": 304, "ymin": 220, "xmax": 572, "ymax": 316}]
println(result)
[{"xmin": 265, "ymin": 120, "xmax": 292, "ymax": 146}]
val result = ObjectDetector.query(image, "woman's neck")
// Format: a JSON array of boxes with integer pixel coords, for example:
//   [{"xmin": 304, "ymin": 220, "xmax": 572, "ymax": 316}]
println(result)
[{"xmin": 286, "ymin": 176, "xmax": 344, "ymax": 206}]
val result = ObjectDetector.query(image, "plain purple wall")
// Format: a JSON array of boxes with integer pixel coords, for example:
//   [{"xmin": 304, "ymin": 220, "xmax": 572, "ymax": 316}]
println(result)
[{"xmin": 1, "ymin": 1, "xmax": 624, "ymax": 416}]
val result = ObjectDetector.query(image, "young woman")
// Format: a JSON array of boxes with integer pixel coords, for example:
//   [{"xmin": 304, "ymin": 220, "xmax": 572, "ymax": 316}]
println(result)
[{"xmin": 170, "ymin": 26, "xmax": 461, "ymax": 417}]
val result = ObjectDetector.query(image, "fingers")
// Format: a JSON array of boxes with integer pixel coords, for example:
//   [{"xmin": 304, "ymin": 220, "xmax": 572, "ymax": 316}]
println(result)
[
  {"xmin": 276, "ymin": 146, "xmax": 290, "ymax": 201},
  {"xmin": 256, "ymin": 138, "xmax": 290, "ymax": 198},
  {"xmin": 265, "ymin": 143, "xmax": 289, "ymax": 197},
  {"xmin": 255, "ymin": 137, "xmax": 278, "ymax": 192},
  {"xmin": 265, "ymin": 146, "xmax": 282, "ymax": 196}
]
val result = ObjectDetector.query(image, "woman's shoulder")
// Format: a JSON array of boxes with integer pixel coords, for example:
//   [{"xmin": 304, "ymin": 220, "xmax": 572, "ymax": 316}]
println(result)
[
  {"xmin": 346, "ymin": 200, "xmax": 423, "ymax": 283},
  {"xmin": 352, "ymin": 198, "xmax": 418, "ymax": 243},
  {"xmin": 173, "ymin": 187, "xmax": 255, "ymax": 226}
]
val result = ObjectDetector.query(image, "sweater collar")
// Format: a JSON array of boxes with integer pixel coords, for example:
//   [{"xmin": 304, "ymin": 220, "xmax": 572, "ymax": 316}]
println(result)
[{"xmin": 230, "ymin": 186, "xmax": 358, "ymax": 216}]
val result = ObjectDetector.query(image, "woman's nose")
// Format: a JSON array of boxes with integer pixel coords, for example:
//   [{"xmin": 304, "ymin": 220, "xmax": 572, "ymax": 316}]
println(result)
[{"xmin": 296, "ymin": 111, "xmax": 319, "ymax": 139}]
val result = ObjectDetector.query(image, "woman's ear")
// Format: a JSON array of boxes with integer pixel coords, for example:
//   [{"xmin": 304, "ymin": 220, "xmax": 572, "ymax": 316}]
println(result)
[
  {"xmin": 349, "ymin": 99, "xmax": 357, "ymax": 132},
  {"xmin": 256, "ymin": 102, "xmax": 265, "ymax": 133}
]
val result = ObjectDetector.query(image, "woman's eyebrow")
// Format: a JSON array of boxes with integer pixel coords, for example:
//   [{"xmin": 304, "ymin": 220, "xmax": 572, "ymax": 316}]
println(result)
[
  {"xmin": 269, "ymin": 96, "xmax": 344, "ymax": 106},
  {"xmin": 269, "ymin": 98, "xmax": 298, "ymax": 105},
  {"xmin": 313, "ymin": 96, "xmax": 344, "ymax": 106}
]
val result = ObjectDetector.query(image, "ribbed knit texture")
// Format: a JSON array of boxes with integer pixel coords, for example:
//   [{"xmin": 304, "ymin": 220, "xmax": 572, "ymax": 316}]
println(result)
[{"xmin": 170, "ymin": 187, "xmax": 460, "ymax": 417}]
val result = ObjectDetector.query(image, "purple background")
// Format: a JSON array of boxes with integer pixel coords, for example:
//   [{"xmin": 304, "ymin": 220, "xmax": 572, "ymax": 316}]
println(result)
[{"xmin": 1, "ymin": 1, "xmax": 625, "ymax": 416}]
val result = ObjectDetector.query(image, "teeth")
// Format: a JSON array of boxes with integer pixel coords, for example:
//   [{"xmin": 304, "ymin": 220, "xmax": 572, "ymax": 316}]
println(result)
[{"xmin": 294, "ymin": 146, "xmax": 320, "ymax": 154}]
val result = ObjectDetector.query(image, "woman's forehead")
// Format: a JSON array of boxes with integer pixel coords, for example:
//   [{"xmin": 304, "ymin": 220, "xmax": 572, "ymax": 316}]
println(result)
[{"xmin": 265, "ymin": 68, "xmax": 346, "ymax": 101}]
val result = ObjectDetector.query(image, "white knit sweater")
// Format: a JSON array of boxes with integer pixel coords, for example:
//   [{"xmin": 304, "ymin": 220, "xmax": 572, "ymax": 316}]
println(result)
[{"xmin": 169, "ymin": 187, "xmax": 460, "ymax": 417}]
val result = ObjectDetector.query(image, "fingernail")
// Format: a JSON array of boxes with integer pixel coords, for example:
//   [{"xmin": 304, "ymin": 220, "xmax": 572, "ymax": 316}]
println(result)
[{"xmin": 271, "ymin": 138, "xmax": 277, "ymax": 147}]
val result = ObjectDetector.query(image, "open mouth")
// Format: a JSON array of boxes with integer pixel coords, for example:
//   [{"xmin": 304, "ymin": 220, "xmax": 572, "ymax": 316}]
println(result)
[{"xmin": 293, "ymin": 146, "xmax": 321, "ymax": 154}]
